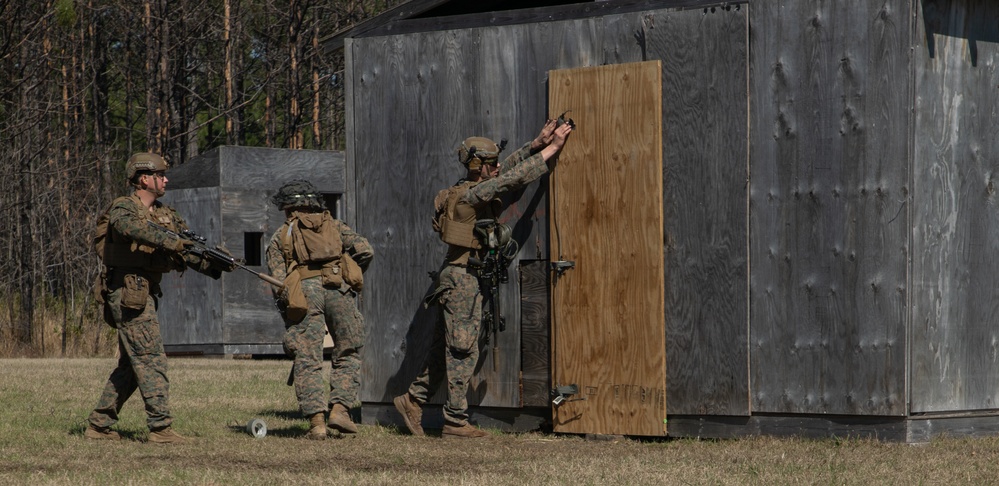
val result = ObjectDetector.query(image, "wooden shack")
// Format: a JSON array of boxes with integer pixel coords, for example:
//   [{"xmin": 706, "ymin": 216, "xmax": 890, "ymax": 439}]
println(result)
[
  {"xmin": 157, "ymin": 146, "xmax": 345, "ymax": 355},
  {"xmin": 327, "ymin": 0, "xmax": 999, "ymax": 441}
]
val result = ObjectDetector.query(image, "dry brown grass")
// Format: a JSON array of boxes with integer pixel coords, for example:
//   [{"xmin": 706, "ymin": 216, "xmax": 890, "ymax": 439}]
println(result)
[
  {"xmin": 0, "ymin": 297, "xmax": 116, "ymax": 359},
  {"xmin": 3, "ymin": 357, "xmax": 999, "ymax": 485}
]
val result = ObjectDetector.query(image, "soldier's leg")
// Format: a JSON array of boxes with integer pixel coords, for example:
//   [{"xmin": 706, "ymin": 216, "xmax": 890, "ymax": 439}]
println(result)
[
  {"xmin": 325, "ymin": 288, "xmax": 365, "ymax": 408},
  {"xmin": 88, "ymin": 337, "xmax": 138, "ymax": 429},
  {"xmin": 119, "ymin": 296, "xmax": 171, "ymax": 430},
  {"xmin": 440, "ymin": 270, "xmax": 483, "ymax": 426},
  {"xmin": 88, "ymin": 289, "xmax": 153, "ymax": 429},
  {"xmin": 284, "ymin": 279, "xmax": 329, "ymax": 417},
  {"xmin": 407, "ymin": 314, "xmax": 447, "ymax": 403}
]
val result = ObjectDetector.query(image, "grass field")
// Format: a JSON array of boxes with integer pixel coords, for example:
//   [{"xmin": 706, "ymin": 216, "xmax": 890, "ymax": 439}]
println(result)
[{"xmin": 2, "ymin": 358, "xmax": 999, "ymax": 485}]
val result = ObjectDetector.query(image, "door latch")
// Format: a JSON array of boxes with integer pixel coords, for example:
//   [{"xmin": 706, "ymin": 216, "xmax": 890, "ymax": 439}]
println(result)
[
  {"xmin": 551, "ymin": 384, "xmax": 585, "ymax": 406},
  {"xmin": 551, "ymin": 260, "xmax": 575, "ymax": 278}
]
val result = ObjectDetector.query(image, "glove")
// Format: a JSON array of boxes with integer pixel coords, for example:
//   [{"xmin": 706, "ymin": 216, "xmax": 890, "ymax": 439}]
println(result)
[
  {"xmin": 166, "ymin": 237, "xmax": 194, "ymax": 253},
  {"xmin": 212, "ymin": 245, "xmax": 238, "ymax": 272}
]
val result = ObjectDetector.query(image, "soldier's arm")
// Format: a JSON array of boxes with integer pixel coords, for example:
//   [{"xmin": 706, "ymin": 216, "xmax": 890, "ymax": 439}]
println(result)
[
  {"xmin": 495, "ymin": 119, "xmax": 558, "ymax": 174},
  {"xmin": 464, "ymin": 152, "xmax": 551, "ymax": 206},
  {"xmin": 108, "ymin": 200, "xmax": 188, "ymax": 252},
  {"xmin": 464, "ymin": 122, "xmax": 572, "ymax": 206},
  {"xmin": 265, "ymin": 229, "xmax": 288, "ymax": 299},
  {"xmin": 265, "ymin": 230, "xmax": 288, "ymax": 282},
  {"xmin": 336, "ymin": 220, "xmax": 374, "ymax": 271}
]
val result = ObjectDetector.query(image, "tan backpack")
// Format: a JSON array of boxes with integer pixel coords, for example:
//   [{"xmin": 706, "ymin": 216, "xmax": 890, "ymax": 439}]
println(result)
[{"xmin": 289, "ymin": 211, "xmax": 343, "ymax": 264}]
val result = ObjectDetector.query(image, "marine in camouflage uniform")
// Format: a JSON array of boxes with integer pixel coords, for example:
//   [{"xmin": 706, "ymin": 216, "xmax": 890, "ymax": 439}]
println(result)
[
  {"xmin": 266, "ymin": 180, "xmax": 374, "ymax": 440},
  {"xmin": 86, "ymin": 152, "xmax": 231, "ymax": 444},
  {"xmin": 394, "ymin": 119, "xmax": 573, "ymax": 438}
]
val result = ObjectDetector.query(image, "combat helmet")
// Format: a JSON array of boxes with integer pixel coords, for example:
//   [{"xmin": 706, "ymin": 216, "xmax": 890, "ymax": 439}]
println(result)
[
  {"xmin": 126, "ymin": 152, "xmax": 169, "ymax": 180},
  {"xmin": 271, "ymin": 180, "xmax": 325, "ymax": 210},
  {"xmin": 457, "ymin": 137, "xmax": 504, "ymax": 171}
]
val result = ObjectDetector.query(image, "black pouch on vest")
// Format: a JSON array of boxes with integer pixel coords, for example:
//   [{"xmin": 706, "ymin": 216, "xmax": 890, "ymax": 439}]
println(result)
[{"xmin": 121, "ymin": 274, "xmax": 150, "ymax": 311}]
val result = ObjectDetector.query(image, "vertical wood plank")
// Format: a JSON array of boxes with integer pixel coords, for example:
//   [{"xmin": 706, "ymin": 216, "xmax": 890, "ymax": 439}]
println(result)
[
  {"xmin": 520, "ymin": 260, "xmax": 550, "ymax": 407},
  {"xmin": 648, "ymin": 5, "xmax": 750, "ymax": 416}
]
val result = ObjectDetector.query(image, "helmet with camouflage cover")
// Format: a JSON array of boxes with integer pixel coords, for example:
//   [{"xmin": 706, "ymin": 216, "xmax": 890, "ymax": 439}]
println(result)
[
  {"xmin": 457, "ymin": 137, "xmax": 502, "ymax": 171},
  {"xmin": 271, "ymin": 179, "xmax": 325, "ymax": 210},
  {"xmin": 126, "ymin": 152, "xmax": 169, "ymax": 180}
]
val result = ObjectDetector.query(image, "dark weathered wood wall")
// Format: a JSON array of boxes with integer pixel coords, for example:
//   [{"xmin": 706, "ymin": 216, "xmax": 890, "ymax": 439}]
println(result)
[
  {"xmin": 160, "ymin": 146, "xmax": 345, "ymax": 354},
  {"xmin": 159, "ymin": 187, "xmax": 224, "ymax": 351},
  {"xmin": 910, "ymin": 0, "xmax": 999, "ymax": 413},
  {"xmin": 347, "ymin": 4, "xmax": 749, "ymax": 413},
  {"xmin": 657, "ymin": 5, "xmax": 749, "ymax": 416},
  {"xmin": 748, "ymin": 0, "xmax": 912, "ymax": 416}
]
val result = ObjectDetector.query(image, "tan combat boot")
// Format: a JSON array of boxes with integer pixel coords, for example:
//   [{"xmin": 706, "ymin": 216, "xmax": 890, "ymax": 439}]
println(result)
[
  {"xmin": 392, "ymin": 393, "xmax": 424, "ymax": 436},
  {"xmin": 148, "ymin": 426, "xmax": 188, "ymax": 444},
  {"xmin": 441, "ymin": 422, "xmax": 489, "ymax": 439},
  {"xmin": 306, "ymin": 412, "xmax": 327, "ymax": 440},
  {"xmin": 84, "ymin": 424, "xmax": 121, "ymax": 441},
  {"xmin": 327, "ymin": 403, "xmax": 358, "ymax": 434}
]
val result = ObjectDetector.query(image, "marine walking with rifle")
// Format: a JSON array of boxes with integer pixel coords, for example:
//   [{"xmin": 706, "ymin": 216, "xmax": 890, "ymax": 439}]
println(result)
[
  {"xmin": 265, "ymin": 180, "xmax": 374, "ymax": 440},
  {"xmin": 393, "ymin": 117, "xmax": 573, "ymax": 439},
  {"xmin": 85, "ymin": 152, "xmax": 236, "ymax": 444}
]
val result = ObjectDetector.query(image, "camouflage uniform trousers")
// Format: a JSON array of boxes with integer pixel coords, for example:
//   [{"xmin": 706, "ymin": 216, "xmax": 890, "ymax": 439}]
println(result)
[
  {"xmin": 283, "ymin": 276, "xmax": 366, "ymax": 417},
  {"xmin": 89, "ymin": 288, "xmax": 172, "ymax": 431},
  {"xmin": 408, "ymin": 264, "xmax": 483, "ymax": 426}
]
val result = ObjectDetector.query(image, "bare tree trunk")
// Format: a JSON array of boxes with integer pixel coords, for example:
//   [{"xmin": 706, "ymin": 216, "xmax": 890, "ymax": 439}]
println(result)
[
  {"xmin": 224, "ymin": 0, "xmax": 235, "ymax": 145},
  {"xmin": 144, "ymin": 0, "xmax": 157, "ymax": 151},
  {"xmin": 287, "ymin": 0, "xmax": 303, "ymax": 149},
  {"xmin": 158, "ymin": 0, "xmax": 170, "ymax": 154},
  {"xmin": 310, "ymin": 20, "xmax": 321, "ymax": 149}
]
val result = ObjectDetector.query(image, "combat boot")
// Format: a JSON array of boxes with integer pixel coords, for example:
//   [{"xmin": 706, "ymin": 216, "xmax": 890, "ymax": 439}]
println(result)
[
  {"xmin": 148, "ymin": 426, "xmax": 188, "ymax": 444},
  {"xmin": 327, "ymin": 403, "xmax": 358, "ymax": 434},
  {"xmin": 306, "ymin": 412, "xmax": 327, "ymax": 440},
  {"xmin": 84, "ymin": 424, "xmax": 121, "ymax": 441},
  {"xmin": 442, "ymin": 422, "xmax": 489, "ymax": 439},
  {"xmin": 392, "ymin": 393, "xmax": 424, "ymax": 436}
]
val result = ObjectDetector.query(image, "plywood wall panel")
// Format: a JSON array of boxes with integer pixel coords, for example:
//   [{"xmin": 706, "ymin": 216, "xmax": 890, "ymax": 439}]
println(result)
[
  {"xmin": 549, "ymin": 61, "xmax": 665, "ymax": 437},
  {"xmin": 649, "ymin": 5, "xmax": 750, "ymax": 416},
  {"xmin": 748, "ymin": 0, "xmax": 910, "ymax": 415},
  {"xmin": 911, "ymin": 0, "xmax": 999, "ymax": 412}
]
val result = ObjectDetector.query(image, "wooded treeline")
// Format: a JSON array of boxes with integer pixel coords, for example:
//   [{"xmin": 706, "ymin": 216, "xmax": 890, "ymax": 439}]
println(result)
[{"xmin": 0, "ymin": 0, "xmax": 402, "ymax": 356}]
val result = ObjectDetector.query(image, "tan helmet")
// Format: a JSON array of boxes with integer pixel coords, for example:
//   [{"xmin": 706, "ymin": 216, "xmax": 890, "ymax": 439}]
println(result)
[
  {"xmin": 457, "ymin": 137, "xmax": 501, "ymax": 171},
  {"xmin": 126, "ymin": 152, "xmax": 169, "ymax": 180}
]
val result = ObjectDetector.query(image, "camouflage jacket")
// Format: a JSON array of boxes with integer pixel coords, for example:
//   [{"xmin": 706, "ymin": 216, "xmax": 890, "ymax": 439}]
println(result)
[
  {"xmin": 101, "ymin": 194, "xmax": 214, "ymax": 277},
  {"xmin": 442, "ymin": 142, "xmax": 549, "ymax": 264},
  {"xmin": 461, "ymin": 142, "xmax": 550, "ymax": 208}
]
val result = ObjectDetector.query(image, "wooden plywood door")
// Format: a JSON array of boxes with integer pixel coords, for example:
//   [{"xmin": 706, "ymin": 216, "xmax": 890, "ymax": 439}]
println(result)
[{"xmin": 548, "ymin": 61, "xmax": 665, "ymax": 436}]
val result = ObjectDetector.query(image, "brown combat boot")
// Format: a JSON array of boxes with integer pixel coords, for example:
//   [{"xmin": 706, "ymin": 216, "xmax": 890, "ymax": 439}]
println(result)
[
  {"xmin": 442, "ymin": 422, "xmax": 489, "ymax": 439},
  {"xmin": 148, "ymin": 426, "xmax": 188, "ymax": 444},
  {"xmin": 327, "ymin": 403, "xmax": 358, "ymax": 434},
  {"xmin": 392, "ymin": 393, "xmax": 424, "ymax": 436},
  {"xmin": 306, "ymin": 412, "xmax": 327, "ymax": 440},
  {"xmin": 84, "ymin": 424, "xmax": 121, "ymax": 441}
]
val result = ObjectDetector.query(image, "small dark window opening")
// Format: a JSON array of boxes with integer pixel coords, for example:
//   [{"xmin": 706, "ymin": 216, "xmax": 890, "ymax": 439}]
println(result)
[
  {"xmin": 244, "ymin": 232, "xmax": 264, "ymax": 266},
  {"xmin": 322, "ymin": 193, "xmax": 342, "ymax": 219}
]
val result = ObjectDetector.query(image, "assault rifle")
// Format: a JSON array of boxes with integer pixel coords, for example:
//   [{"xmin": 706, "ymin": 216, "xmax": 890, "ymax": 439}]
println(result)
[
  {"xmin": 147, "ymin": 221, "xmax": 284, "ymax": 289},
  {"xmin": 467, "ymin": 219, "xmax": 518, "ymax": 369}
]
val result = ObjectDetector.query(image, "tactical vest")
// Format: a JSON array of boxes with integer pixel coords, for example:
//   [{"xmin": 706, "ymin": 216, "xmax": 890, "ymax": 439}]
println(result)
[
  {"xmin": 94, "ymin": 195, "xmax": 181, "ymax": 273},
  {"xmin": 278, "ymin": 210, "xmax": 355, "ymax": 289},
  {"xmin": 432, "ymin": 181, "xmax": 502, "ymax": 265}
]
